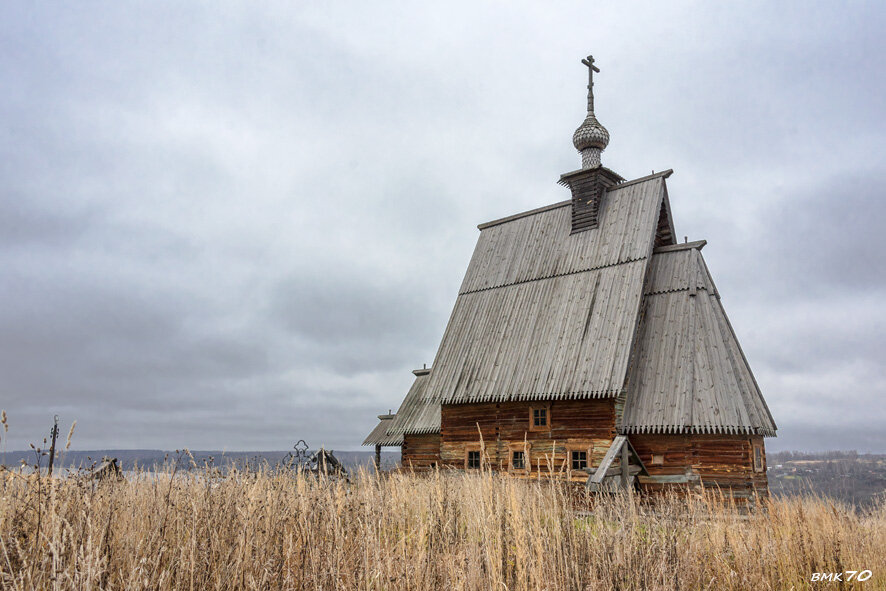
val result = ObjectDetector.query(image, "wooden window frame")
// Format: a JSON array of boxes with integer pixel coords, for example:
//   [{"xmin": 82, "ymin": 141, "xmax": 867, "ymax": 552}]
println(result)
[
  {"xmin": 650, "ymin": 454, "xmax": 664, "ymax": 466},
  {"xmin": 753, "ymin": 443, "xmax": 764, "ymax": 473},
  {"xmin": 507, "ymin": 442, "xmax": 531, "ymax": 474},
  {"xmin": 565, "ymin": 443, "xmax": 592, "ymax": 474},
  {"xmin": 464, "ymin": 444, "xmax": 483, "ymax": 470},
  {"xmin": 528, "ymin": 404, "xmax": 551, "ymax": 432},
  {"xmin": 570, "ymin": 450, "xmax": 588, "ymax": 471}
]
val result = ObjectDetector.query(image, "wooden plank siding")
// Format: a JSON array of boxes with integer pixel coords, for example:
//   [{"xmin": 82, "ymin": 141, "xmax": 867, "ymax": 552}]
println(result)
[
  {"xmin": 440, "ymin": 400, "xmax": 617, "ymax": 480},
  {"xmin": 400, "ymin": 433, "xmax": 441, "ymax": 471},
  {"xmin": 630, "ymin": 434, "xmax": 769, "ymax": 496}
]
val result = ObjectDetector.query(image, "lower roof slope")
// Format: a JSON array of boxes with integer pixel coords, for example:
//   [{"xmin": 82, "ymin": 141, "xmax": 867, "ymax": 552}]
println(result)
[
  {"xmin": 386, "ymin": 369, "xmax": 440, "ymax": 435},
  {"xmin": 620, "ymin": 245, "xmax": 777, "ymax": 436},
  {"xmin": 362, "ymin": 414, "xmax": 402, "ymax": 447}
]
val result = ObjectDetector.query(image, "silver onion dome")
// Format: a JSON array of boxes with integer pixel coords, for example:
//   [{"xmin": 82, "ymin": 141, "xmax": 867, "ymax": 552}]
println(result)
[{"xmin": 572, "ymin": 113, "xmax": 610, "ymax": 153}]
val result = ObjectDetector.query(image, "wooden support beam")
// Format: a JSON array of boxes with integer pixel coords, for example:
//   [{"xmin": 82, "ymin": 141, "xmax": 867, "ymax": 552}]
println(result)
[
  {"xmin": 621, "ymin": 440, "xmax": 630, "ymax": 490},
  {"xmin": 604, "ymin": 464, "xmax": 642, "ymax": 478}
]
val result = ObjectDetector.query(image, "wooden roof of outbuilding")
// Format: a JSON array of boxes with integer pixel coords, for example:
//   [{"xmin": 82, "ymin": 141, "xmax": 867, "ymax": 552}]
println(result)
[
  {"xmin": 362, "ymin": 414, "xmax": 402, "ymax": 447},
  {"xmin": 385, "ymin": 369, "xmax": 440, "ymax": 435},
  {"xmin": 620, "ymin": 245, "xmax": 777, "ymax": 436},
  {"xmin": 431, "ymin": 173, "xmax": 670, "ymax": 404}
]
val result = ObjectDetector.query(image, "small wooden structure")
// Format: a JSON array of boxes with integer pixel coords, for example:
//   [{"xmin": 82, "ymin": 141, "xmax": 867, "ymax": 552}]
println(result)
[
  {"xmin": 362, "ymin": 55, "xmax": 776, "ymax": 497},
  {"xmin": 90, "ymin": 457, "xmax": 122, "ymax": 481},
  {"xmin": 307, "ymin": 448, "xmax": 347, "ymax": 477},
  {"xmin": 362, "ymin": 413, "xmax": 401, "ymax": 469},
  {"xmin": 586, "ymin": 436, "xmax": 647, "ymax": 492}
]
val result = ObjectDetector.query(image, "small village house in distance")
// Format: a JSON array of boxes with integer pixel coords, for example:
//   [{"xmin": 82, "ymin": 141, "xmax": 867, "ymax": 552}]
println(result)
[{"xmin": 365, "ymin": 55, "xmax": 776, "ymax": 498}]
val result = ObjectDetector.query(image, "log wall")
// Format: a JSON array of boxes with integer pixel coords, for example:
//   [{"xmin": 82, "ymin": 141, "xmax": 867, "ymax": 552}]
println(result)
[
  {"xmin": 630, "ymin": 434, "xmax": 769, "ymax": 496},
  {"xmin": 440, "ymin": 400, "xmax": 617, "ymax": 480},
  {"xmin": 401, "ymin": 433, "xmax": 440, "ymax": 470}
]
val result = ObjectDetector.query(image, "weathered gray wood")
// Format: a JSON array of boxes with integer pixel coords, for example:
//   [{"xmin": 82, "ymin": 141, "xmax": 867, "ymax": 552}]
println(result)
[
  {"xmin": 604, "ymin": 464, "xmax": 642, "ymax": 478},
  {"xmin": 362, "ymin": 414, "xmax": 403, "ymax": 447},
  {"xmin": 477, "ymin": 200, "xmax": 571, "ymax": 230},
  {"xmin": 637, "ymin": 474, "xmax": 701, "ymax": 484},
  {"xmin": 621, "ymin": 247, "xmax": 777, "ymax": 437},
  {"xmin": 621, "ymin": 441, "xmax": 630, "ymax": 490},
  {"xmin": 427, "ymin": 177, "xmax": 668, "ymax": 407},
  {"xmin": 386, "ymin": 370, "xmax": 440, "ymax": 436},
  {"xmin": 588, "ymin": 436, "xmax": 648, "ymax": 488},
  {"xmin": 653, "ymin": 240, "xmax": 707, "ymax": 254}
]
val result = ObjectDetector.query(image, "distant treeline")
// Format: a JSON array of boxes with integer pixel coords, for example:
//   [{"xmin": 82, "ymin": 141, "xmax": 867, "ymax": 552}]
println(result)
[
  {"xmin": 768, "ymin": 450, "xmax": 882, "ymax": 463},
  {"xmin": 767, "ymin": 451, "xmax": 886, "ymax": 508}
]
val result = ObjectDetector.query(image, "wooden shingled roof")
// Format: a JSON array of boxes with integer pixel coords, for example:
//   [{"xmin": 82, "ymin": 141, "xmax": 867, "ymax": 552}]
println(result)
[
  {"xmin": 368, "ymin": 169, "xmax": 776, "ymax": 442},
  {"xmin": 361, "ymin": 414, "xmax": 402, "ymax": 447},
  {"xmin": 431, "ymin": 172, "xmax": 671, "ymax": 404},
  {"xmin": 385, "ymin": 369, "xmax": 440, "ymax": 435},
  {"xmin": 620, "ymin": 244, "xmax": 777, "ymax": 436}
]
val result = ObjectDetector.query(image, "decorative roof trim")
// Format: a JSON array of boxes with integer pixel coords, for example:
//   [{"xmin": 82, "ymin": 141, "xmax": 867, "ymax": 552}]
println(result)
[
  {"xmin": 440, "ymin": 389, "xmax": 625, "ymax": 405},
  {"xmin": 621, "ymin": 425, "xmax": 777, "ymax": 437}
]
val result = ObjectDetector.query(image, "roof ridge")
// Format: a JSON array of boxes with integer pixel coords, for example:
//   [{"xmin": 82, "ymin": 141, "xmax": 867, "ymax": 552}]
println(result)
[
  {"xmin": 477, "ymin": 200, "xmax": 570, "ymax": 230},
  {"xmin": 610, "ymin": 169, "xmax": 673, "ymax": 190}
]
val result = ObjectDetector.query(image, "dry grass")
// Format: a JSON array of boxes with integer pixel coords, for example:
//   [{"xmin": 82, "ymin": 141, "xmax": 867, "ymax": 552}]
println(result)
[{"xmin": 0, "ymin": 465, "xmax": 883, "ymax": 590}]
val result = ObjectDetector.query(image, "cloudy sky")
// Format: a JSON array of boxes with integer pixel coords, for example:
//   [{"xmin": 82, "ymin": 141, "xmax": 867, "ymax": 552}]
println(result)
[{"xmin": 1, "ymin": 2, "xmax": 883, "ymax": 452}]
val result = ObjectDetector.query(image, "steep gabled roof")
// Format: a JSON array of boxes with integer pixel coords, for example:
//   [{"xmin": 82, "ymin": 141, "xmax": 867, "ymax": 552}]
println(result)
[
  {"xmin": 430, "ymin": 172, "xmax": 670, "ymax": 404},
  {"xmin": 362, "ymin": 414, "xmax": 402, "ymax": 446},
  {"xmin": 620, "ymin": 244, "xmax": 777, "ymax": 436},
  {"xmin": 386, "ymin": 369, "xmax": 440, "ymax": 435}
]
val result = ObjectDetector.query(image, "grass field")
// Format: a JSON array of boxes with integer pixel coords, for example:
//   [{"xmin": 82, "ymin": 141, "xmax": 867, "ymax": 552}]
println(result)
[{"xmin": 1, "ymin": 465, "xmax": 883, "ymax": 590}]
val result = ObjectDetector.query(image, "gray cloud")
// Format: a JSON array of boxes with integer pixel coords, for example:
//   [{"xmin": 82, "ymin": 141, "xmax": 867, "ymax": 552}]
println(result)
[{"xmin": 0, "ymin": 2, "xmax": 883, "ymax": 451}]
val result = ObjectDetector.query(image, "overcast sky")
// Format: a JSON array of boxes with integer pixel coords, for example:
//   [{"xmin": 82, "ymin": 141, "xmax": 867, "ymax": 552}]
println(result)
[{"xmin": 1, "ymin": 2, "xmax": 883, "ymax": 453}]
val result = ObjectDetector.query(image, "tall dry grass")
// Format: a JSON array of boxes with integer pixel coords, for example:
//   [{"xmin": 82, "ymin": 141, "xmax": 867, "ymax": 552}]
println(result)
[{"xmin": 0, "ymin": 465, "xmax": 883, "ymax": 590}]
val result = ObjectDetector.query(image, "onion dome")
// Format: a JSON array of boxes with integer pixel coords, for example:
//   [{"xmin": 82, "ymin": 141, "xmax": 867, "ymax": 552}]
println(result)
[{"xmin": 572, "ymin": 113, "xmax": 610, "ymax": 153}]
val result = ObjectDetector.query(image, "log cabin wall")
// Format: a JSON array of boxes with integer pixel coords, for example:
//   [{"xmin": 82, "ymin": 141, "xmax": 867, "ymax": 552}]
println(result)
[
  {"xmin": 401, "ymin": 433, "xmax": 441, "ymax": 470},
  {"xmin": 440, "ymin": 399, "xmax": 617, "ymax": 479},
  {"xmin": 630, "ymin": 434, "xmax": 768, "ymax": 496}
]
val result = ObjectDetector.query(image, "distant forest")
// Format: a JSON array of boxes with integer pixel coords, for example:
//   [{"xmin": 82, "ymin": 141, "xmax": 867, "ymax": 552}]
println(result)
[{"xmin": 767, "ymin": 451, "xmax": 886, "ymax": 508}]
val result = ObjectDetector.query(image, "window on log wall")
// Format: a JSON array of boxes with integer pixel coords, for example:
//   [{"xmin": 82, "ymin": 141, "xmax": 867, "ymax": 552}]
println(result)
[
  {"xmin": 571, "ymin": 450, "xmax": 588, "ymax": 471},
  {"xmin": 529, "ymin": 405, "xmax": 550, "ymax": 432},
  {"xmin": 466, "ymin": 450, "xmax": 481, "ymax": 469},
  {"xmin": 753, "ymin": 444, "xmax": 764, "ymax": 472},
  {"xmin": 511, "ymin": 450, "xmax": 525, "ymax": 470}
]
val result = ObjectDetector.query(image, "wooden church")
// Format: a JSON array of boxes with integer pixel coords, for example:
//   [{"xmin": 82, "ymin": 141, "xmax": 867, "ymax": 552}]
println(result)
[{"xmin": 364, "ymin": 56, "xmax": 776, "ymax": 496}]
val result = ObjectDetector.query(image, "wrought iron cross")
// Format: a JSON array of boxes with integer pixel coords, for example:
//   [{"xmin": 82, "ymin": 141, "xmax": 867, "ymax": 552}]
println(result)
[{"xmin": 581, "ymin": 55, "xmax": 599, "ymax": 114}]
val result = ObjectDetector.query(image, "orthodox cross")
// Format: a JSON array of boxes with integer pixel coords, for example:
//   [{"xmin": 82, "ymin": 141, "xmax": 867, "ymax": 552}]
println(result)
[{"xmin": 581, "ymin": 55, "xmax": 600, "ymax": 114}]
